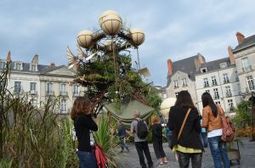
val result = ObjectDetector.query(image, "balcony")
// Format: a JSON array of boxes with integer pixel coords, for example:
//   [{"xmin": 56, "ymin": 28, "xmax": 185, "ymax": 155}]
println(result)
[
  {"xmin": 29, "ymin": 90, "xmax": 37, "ymax": 95},
  {"xmin": 223, "ymin": 79, "xmax": 230, "ymax": 84},
  {"xmin": 60, "ymin": 91, "xmax": 68, "ymax": 97},
  {"xmin": 46, "ymin": 91, "xmax": 54, "ymax": 96}
]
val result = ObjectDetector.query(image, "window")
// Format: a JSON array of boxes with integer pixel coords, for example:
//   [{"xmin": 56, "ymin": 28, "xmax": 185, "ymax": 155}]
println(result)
[
  {"xmin": 227, "ymin": 99, "xmax": 234, "ymax": 110},
  {"xmin": 30, "ymin": 98, "xmax": 37, "ymax": 107},
  {"xmin": 30, "ymin": 82, "xmax": 36, "ymax": 91},
  {"xmin": 223, "ymin": 73, "xmax": 229, "ymax": 84},
  {"xmin": 14, "ymin": 81, "xmax": 21, "ymax": 93},
  {"xmin": 182, "ymin": 78, "xmax": 187, "ymax": 87},
  {"xmin": 30, "ymin": 82, "xmax": 37, "ymax": 94},
  {"xmin": 215, "ymin": 101, "xmax": 221, "ymax": 105},
  {"xmin": 60, "ymin": 99, "xmax": 67, "ymax": 113},
  {"xmin": 203, "ymin": 78, "xmax": 209, "ymax": 87},
  {"xmin": 205, "ymin": 90, "xmax": 210, "ymax": 93},
  {"xmin": 241, "ymin": 57, "xmax": 251, "ymax": 72},
  {"xmin": 30, "ymin": 64, "xmax": 37, "ymax": 71},
  {"xmin": 15, "ymin": 62, "xmax": 22, "ymax": 70},
  {"xmin": 247, "ymin": 76, "xmax": 255, "ymax": 91},
  {"xmin": 220, "ymin": 62, "xmax": 227, "ymax": 69},
  {"xmin": 201, "ymin": 67, "xmax": 207, "ymax": 73},
  {"xmin": 213, "ymin": 88, "xmax": 219, "ymax": 99},
  {"xmin": 46, "ymin": 82, "xmax": 53, "ymax": 95},
  {"xmin": 175, "ymin": 92, "xmax": 179, "ymax": 98},
  {"xmin": 73, "ymin": 84, "xmax": 79, "ymax": 96},
  {"xmin": 174, "ymin": 80, "xmax": 179, "ymax": 88},
  {"xmin": 60, "ymin": 83, "xmax": 67, "ymax": 95},
  {"xmin": 225, "ymin": 86, "xmax": 232, "ymax": 97},
  {"xmin": 211, "ymin": 76, "xmax": 217, "ymax": 86}
]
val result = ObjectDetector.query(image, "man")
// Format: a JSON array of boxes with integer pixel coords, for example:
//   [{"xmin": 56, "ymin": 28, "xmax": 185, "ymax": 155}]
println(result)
[{"xmin": 130, "ymin": 111, "xmax": 153, "ymax": 168}]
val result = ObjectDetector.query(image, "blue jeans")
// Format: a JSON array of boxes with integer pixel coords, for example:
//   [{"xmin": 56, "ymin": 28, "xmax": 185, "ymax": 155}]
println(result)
[
  {"xmin": 208, "ymin": 136, "xmax": 230, "ymax": 168},
  {"xmin": 76, "ymin": 150, "xmax": 97, "ymax": 168}
]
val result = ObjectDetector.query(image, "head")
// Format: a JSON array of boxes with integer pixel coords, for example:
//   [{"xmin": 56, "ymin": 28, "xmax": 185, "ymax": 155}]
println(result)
[
  {"xmin": 175, "ymin": 90, "xmax": 195, "ymax": 108},
  {"xmin": 133, "ymin": 111, "xmax": 140, "ymax": 118},
  {"xmin": 201, "ymin": 92, "xmax": 217, "ymax": 117},
  {"xmin": 152, "ymin": 116, "xmax": 160, "ymax": 125},
  {"xmin": 70, "ymin": 96, "xmax": 92, "ymax": 120}
]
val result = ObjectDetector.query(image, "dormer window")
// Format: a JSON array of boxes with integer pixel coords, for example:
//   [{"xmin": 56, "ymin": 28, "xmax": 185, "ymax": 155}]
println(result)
[
  {"xmin": 220, "ymin": 62, "xmax": 227, "ymax": 69},
  {"xmin": 30, "ymin": 64, "xmax": 38, "ymax": 71},
  {"xmin": 200, "ymin": 67, "xmax": 207, "ymax": 73},
  {"xmin": 14, "ymin": 62, "xmax": 23, "ymax": 70},
  {"xmin": 0, "ymin": 60, "xmax": 6, "ymax": 69}
]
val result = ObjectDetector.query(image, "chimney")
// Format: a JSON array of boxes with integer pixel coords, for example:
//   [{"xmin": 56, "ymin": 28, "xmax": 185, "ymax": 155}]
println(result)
[
  {"xmin": 49, "ymin": 63, "xmax": 55, "ymax": 67},
  {"xmin": 167, "ymin": 59, "xmax": 173, "ymax": 76},
  {"xmin": 194, "ymin": 53, "xmax": 205, "ymax": 71},
  {"xmin": 236, "ymin": 32, "xmax": 245, "ymax": 44},
  {"xmin": 227, "ymin": 46, "xmax": 235, "ymax": 64}
]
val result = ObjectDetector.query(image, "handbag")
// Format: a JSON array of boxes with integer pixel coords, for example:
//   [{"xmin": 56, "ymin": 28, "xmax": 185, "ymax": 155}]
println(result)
[{"xmin": 177, "ymin": 108, "xmax": 191, "ymax": 141}]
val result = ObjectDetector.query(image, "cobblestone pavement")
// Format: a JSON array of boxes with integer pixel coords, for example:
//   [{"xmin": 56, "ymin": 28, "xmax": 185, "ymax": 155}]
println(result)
[{"xmin": 116, "ymin": 138, "xmax": 255, "ymax": 168}]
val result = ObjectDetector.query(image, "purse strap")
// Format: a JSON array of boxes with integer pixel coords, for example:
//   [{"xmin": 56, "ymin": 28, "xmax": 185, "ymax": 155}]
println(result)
[{"xmin": 177, "ymin": 108, "xmax": 191, "ymax": 141}]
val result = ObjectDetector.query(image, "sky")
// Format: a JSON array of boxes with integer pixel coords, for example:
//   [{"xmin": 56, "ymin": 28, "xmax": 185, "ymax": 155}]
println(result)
[{"xmin": 1, "ymin": 0, "xmax": 255, "ymax": 86}]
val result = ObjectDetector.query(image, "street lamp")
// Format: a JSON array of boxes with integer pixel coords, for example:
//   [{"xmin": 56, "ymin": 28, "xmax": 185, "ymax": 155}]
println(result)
[{"xmin": 67, "ymin": 10, "xmax": 145, "ymax": 105}]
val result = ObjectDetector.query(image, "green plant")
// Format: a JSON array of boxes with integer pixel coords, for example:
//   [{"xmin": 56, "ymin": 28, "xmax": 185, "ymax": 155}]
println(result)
[
  {"xmin": 93, "ymin": 114, "xmax": 118, "ymax": 168},
  {"xmin": 233, "ymin": 101, "xmax": 252, "ymax": 128}
]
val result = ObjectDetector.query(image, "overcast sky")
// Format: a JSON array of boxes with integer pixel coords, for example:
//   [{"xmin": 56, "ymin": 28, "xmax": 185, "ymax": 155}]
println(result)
[{"xmin": 1, "ymin": 0, "xmax": 255, "ymax": 86}]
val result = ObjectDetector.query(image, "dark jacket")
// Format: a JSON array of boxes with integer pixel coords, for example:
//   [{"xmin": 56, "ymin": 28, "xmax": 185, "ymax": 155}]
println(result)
[
  {"xmin": 152, "ymin": 123, "xmax": 163, "ymax": 142},
  {"xmin": 74, "ymin": 114, "xmax": 98, "ymax": 152},
  {"xmin": 167, "ymin": 106, "xmax": 203, "ymax": 150}
]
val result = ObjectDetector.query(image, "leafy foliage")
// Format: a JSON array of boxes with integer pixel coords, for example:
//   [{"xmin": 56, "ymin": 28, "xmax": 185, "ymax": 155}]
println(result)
[{"xmin": 233, "ymin": 101, "xmax": 252, "ymax": 128}]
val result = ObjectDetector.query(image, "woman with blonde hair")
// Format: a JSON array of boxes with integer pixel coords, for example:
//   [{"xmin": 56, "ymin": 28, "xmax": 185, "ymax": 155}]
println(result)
[
  {"xmin": 152, "ymin": 116, "xmax": 168, "ymax": 165},
  {"xmin": 71, "ymin": 96, "xmax": 98, "ymax": 168}
]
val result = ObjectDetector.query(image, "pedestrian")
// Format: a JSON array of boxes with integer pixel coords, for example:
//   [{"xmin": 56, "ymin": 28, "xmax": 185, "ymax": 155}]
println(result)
[
  {"xmin": 71, "ymin": 96, "xmax": 98, "ymax": 168},
  {"xmin": 131, "ymin": 111, "xmax": 153, "ymax": 168},
  {"xmin": 152, "ymin": 116, "xmax": 168, "ymax": 165},
  {"xmin": 164, "ymin": 126, "xmax": 172, "ymax": 148},
  {"xmin": 200, "ymin": 118, "xmax": 208, "ymax": 148},
  {"xmin": 201, "ymin": 92, "xmax": 230, "ymax": 168},
  {"xmin": 168, "ymin": 90, "xmax": 203, "ymax": 168},
  {"xmin": 117, "ymin": 120, "xmax": 129, "ymax": 152}
]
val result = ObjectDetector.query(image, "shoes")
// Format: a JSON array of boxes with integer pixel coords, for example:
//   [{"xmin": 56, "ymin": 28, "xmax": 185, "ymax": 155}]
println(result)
[
  {"xmin": 163, "ymin": 160, "xmax": 168, "ymax": 164},
  {"xmin": 159, "ymin": 162, "xmax": 164, "ymax": 165}
]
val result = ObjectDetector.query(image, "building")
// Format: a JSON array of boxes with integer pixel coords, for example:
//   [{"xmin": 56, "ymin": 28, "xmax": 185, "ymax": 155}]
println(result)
[
  {"xmin": 0, "ymin": 54, "xmax": 84, "ymax": 114},
  {"xmin": 195, "ymin": 56, "xmax": 241, "ymax": 113},
  {"xmin": 165, "ymin": 53, "xmax": 205, "ymax": 105},
  {"xmin": 232, "ymin": 32, "xmax": 255, "ymax": 97}
]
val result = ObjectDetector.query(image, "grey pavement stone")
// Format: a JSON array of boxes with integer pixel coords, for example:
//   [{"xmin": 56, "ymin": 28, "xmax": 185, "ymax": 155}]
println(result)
[{"xmin": 115, "ymin": 138, "xmax": 255, "ymax": 168}]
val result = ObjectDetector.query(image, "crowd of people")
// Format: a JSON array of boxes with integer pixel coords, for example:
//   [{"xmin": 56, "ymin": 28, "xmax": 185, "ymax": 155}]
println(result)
[{"xmin": 71, "ymin": 90, "xmax": 231, "ymax": 168}]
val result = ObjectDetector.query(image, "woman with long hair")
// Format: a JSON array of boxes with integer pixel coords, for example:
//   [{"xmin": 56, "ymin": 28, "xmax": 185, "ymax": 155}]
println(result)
[
  {"xmin": 71, "ymin": 96, "xmax": 98, "ymax": 168},
  {"xmin": 151, "ymin": 116, "xmax": 168, "ymax": 165},
  {"xmin": 168, "ymin": 91, "xmax": 203, "ymax": 168},
  {"xmin": 201, "ymin": 92, "xmax": 230, "ymax": 168}
]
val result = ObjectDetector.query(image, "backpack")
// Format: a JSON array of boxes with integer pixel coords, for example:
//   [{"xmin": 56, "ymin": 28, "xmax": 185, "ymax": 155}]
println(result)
[
  {"xmin": 136, "ymin": 119, "xmax": 148, "ymax": 139},
  {"xmin": 218, "ymin": 106, "xmax": 235, "ymax": 142}
]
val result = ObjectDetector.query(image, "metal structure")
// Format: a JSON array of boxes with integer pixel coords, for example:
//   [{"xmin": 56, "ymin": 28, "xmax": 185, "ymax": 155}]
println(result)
[{"xmin": 66, "ymin": 10, "xmax": 148, "ymax": 114}]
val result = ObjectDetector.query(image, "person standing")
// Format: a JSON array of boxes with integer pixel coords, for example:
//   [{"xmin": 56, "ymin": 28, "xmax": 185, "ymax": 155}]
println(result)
[
  {"xmin": 201, "ymin": 92, "xmax": 230, "ymax": 168},
  {"xmin": 117, "ymin": 120, "xmax": 129, "ymax": 152},
  {"xmin": 168, "ymin": 90, "xmax": 203, "ymax": 168},
  {"xmin": 152, "ymin": 116, "xmax": 168, "ymax": 165},
  {"xmin": 71, "ymin": 96, "xmax": 98, "ymax": 168},
  {"xmin": 131, "ymin": 111, "xmax": 153, "ymax": 168}
]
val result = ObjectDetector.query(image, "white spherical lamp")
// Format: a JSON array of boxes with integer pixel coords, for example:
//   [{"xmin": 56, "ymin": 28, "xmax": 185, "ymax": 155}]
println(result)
[
  {"xmin": 77, "ymin": 30, "xmax": 93, "ymax": 48},
  {"xmin": 99, "ymin": 10, "xmax": 122, "ymax": 35},
  {"xmin": 130, "ymin": 28, "xmax": 145, "ymax": 46}
]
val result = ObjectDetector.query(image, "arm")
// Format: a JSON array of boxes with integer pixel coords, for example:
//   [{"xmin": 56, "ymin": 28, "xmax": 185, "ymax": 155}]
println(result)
[
  {"xmin": 167, "ymin": 108, "xmax": 174, "ymax": 131},
  {"xmin": 202, "ymin": 108, "xmax": 209, "ymax": 128},
  {"xmin": 83, "ymin": 116, "xmax": 98, "ymax": 131},
  {"xmin": 130, "ymin": 121, "xmax": 135, "ymax": 134}
]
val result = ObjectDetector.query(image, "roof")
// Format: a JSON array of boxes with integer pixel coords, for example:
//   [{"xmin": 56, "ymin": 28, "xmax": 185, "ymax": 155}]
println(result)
[
  {"xmin": 233, "ymin": 34, "xmax": 255, "ymax": 53},
  {"xmin": 104, "ymin": 100, "xmax": 155, "ymax": 124},
  {"xmin": 168, "ymin": 53, "xmax": 205, "ymax": 83},
  {"xmin": 198, "ymin": 57, "xmax": 232, "ymax": 73}
]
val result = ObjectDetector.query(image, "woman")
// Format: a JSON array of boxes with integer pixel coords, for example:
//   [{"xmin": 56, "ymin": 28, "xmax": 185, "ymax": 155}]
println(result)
[
  {"xmin": 71, "ymin": 96, "xmax": 98, "ymax": 168},
  {"xmin": 201, "ymin": 92, "xmax": 230, "ymax": 168},
  {"xmin": 168, "ymin": 91, "xmax": 203, "ymax": 168},
  {"xmin": 152, "ymin": 116, "xmax": 168, "ymax": 165}
]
